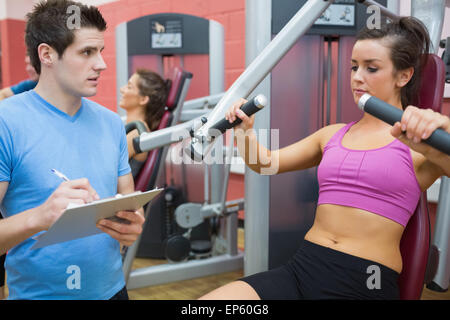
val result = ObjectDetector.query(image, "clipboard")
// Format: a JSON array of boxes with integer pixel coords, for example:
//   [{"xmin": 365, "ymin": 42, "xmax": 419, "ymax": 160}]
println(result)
[{"xmin": 31, "ymin": 188, "xmax": 163, "ymax": 250}]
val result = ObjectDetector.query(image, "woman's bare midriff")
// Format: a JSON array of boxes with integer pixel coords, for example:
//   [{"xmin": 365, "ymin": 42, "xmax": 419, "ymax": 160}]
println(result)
[{"xmin": 304, "ymin": 204, "xmax": 405, "ymax": 274}]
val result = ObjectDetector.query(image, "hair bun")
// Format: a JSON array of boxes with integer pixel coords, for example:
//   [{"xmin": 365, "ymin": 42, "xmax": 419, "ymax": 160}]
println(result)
[{"xmin": 398, "ymin": 16, "xmax": 431, "ymax": 54}]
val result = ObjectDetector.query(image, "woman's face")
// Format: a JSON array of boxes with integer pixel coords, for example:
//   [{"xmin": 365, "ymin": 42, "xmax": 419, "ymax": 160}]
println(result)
[
  {"xmin": 350, "ymin": 39, "xmax": 409, "ymax": 107},
  {"xmin": 119, "ymin": 73, "xmax": 145, "ymax": 110}
]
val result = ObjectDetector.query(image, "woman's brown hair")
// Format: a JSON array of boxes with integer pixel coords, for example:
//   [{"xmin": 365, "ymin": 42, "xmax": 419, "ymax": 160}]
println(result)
[
  {"xmin": 135, "ymin": 69, "xmax": 170, "ymax": 131},
  {"xmin": 356, "ymin": 17, "xmax": 431, "ymax": 109}
]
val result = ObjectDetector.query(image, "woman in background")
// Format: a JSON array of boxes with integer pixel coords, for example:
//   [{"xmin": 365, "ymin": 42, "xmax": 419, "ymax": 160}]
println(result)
[{"xmin": 119, "ymin": 69, "xmax": 170, "ymax": 178}]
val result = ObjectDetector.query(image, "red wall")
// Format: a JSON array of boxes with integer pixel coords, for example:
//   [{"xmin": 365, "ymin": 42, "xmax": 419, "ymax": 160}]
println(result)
[
  {"xmin": 93, "ymin": 0, "xmax": 246, "ymax": 111},
  {"xmin": 0, "ymin": 19, "xmax": 28, "ymax": 87}
]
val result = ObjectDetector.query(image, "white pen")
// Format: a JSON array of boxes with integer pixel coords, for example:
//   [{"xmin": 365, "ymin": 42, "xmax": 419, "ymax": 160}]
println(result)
[{"xmin": 51, "ymin": 168, "xmax": 70, "ymax": 182}]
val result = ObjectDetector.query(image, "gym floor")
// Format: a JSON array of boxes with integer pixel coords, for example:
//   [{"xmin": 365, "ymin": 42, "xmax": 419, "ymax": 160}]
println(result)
[
  {"xmin": 127, "ymin": 228, "xmax": 450, "ymax": 300},
  {"xmin": 2, "ymin": 228, "xmax": 449, "ymax": 300}
]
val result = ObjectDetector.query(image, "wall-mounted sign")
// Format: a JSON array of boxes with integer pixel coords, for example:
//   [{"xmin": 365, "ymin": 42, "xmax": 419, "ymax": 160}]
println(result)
[
  {"xmin": 314, "ymin": 4, "xmax": 356, "ymax": 27},
  {"xmin": 151, "ymin": 18, "xmax": 183, "ymax": 49}
]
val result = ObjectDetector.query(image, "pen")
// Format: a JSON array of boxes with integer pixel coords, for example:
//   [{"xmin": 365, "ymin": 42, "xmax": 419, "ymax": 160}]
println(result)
[
  {"xmin": 51, "ymin": 169, "xmax": 100, "ymax": 203},
  {"xmin": 51, "ymin": 168, "xmax": 70, "ymax": 182}
]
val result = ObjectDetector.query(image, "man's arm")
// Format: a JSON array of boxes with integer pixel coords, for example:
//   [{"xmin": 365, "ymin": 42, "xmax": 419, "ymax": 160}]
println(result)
[
  {"xmin": 0, "ymin": 88, "xmax": 14, "ymax": 102},
  {"xmin": 0, "ymin": 179, "xmax": 99, "ymax": 255},
  {"xmin": 0, "ymin": 182, "xmax": 43, "ymax": 255},
  {"xmin": 96, "ymin": 173, "xmax": 145, "ymax": 247}
]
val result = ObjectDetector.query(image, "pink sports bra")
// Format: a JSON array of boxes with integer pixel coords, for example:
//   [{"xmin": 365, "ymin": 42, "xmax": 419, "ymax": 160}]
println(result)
[{"xmin": 317, "ymin": 121, "xmax": 422, "ymax": 227}]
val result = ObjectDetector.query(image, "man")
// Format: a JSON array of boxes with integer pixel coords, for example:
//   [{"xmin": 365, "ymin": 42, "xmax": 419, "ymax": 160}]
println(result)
[
  {"xmin": 0, "ymin": 0, "xmax": 144, "ymax": 299},
  {"xmin": 0, "ymin": 55, "xmax": 39, "ymax": 101}
]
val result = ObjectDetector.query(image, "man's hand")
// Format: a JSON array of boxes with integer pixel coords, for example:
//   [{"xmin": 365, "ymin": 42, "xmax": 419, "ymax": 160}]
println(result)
[
  {"xmin": 96, "ymin": 209, "xmax": 145, "ymax": 247},
  {"xmin": 32, "ymin": 178, "xmax": 100, "ymax": 231}
]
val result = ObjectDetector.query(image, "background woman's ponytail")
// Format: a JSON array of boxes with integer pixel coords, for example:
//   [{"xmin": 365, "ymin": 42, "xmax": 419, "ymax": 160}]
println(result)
[{"xmin": 356, "ymin": 16, "xmax": 431, "ymax": 108}]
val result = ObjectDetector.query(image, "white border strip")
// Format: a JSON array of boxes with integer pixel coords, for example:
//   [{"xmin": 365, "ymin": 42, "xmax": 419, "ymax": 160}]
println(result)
[
  {"xmin": 72, "ymin": 0, "xmax": 119, "ymax": 7},
  {"xmin": 0, "ymin": 0, "xmax": 119, "ymax": 21},
  {"xmin": 76, "ymin": 0, "xmax": 120, "ymax": 7},
  {"xmin": 0, "ymin": 0, "xmax": 36, "ymax": 21}
]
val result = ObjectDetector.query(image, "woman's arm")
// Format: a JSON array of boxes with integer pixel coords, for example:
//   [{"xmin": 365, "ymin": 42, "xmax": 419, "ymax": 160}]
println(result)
[
  {"xmin": 0, "ymin": 88, "xmax": 14, "ymax": 102},
  {"xmin": 391, "ymin": 106, "xmax": 450, "ymax": 178},
  {"xmin": 126, "ymin": 121, "xmax": 150, "ymax": 162},
  {"xmin": 229, "ymin": 99, "xmax": 340, "ymax": 175},
  {"xmin": 126, "ymin": 129, "xmax": 139, "ymax": 159}
]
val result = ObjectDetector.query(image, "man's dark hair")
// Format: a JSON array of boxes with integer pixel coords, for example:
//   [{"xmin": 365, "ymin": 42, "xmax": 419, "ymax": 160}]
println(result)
[{"xmin": 25, "ymin": 0, "xmax": 107, "ymax": 74}]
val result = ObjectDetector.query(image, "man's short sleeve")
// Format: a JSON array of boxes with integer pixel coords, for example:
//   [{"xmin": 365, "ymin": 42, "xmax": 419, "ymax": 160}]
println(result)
[
  {"xmin": 10, "ymin": 80, "xmax": 38, "ymax": 95},
  {"xmin": 0, "ymin": 118, "xmax": 14, "ymax": 182}
]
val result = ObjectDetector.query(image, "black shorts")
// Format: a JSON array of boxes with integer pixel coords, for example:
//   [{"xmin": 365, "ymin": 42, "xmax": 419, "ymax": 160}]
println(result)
[
  {"xmin": 109, "ymin": 286, "xmax": 129, "ymax": 300},
  {"xmin": 240, "ymin": 239, "xmax": 400, "ymax": 300}
]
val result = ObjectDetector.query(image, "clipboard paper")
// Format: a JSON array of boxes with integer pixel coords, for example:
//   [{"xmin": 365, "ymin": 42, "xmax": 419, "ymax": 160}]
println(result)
[{"xmin": 31, "ymin": 188, "xmax": 163, "ymax": 250}]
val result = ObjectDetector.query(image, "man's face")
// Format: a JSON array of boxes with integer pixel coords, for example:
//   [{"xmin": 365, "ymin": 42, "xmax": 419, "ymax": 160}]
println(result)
[{"xmin": 54, "ymin": 28, "xmax": 106, "ymax": 98}]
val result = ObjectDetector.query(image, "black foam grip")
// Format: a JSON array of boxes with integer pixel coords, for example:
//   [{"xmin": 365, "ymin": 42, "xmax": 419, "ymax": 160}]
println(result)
[
  {"xmin": 362, "ymin": 95, "xmax": 450, "ymax": 155},
  {"xmin": 125, "ymin": 120, "xmax": 148, "ymax": 135},
  {"xmin": 208, "ymin": 96, "xmax": 265, "ymax": 137}
]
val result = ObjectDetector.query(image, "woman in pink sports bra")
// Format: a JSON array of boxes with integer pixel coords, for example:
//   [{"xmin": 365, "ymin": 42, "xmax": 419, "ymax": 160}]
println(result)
[{"xmin": 200, "ymin": 16, "xmax": 450, "ymax": 300}]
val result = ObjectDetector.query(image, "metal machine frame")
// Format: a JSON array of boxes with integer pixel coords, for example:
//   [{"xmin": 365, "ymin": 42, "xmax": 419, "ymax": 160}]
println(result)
[{"xmin": 123, "ymin": 88, "xmax": 244, "ymax": 290}]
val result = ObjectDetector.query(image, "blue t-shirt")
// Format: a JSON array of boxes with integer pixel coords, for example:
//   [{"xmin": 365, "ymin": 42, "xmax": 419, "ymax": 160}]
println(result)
[
  {"xmin": 0, "ymin": 90, "xmax": 131, "ymax": 299},
  {"xmin": 10, "ymin": 79, "xmax": 38, "ymax": 95}
]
